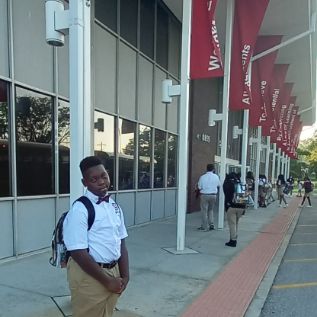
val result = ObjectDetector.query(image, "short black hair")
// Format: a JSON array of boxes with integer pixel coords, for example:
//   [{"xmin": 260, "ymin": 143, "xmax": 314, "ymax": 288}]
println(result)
[
  {"xmin": 80, "ymin": 156, "xmax": 103, "ymax": 175},
  {"xmin": 207, "ymin": 164, "xmax": 214, "ymax": 172}
]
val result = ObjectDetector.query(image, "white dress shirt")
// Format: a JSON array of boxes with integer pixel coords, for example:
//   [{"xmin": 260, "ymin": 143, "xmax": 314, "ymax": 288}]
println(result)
[
  {"xmin": 63, "ymin": 190, "xmax": 128, "ymax": 263},
  {"xmin": 198, "ymin": 171, "xmax": 221, "ymax": 194}
]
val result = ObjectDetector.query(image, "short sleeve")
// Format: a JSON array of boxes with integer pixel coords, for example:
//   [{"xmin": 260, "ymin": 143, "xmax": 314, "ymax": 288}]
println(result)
[{"xmin": 63, "ymin": 201, "xmax": 89, "ymax": 251}]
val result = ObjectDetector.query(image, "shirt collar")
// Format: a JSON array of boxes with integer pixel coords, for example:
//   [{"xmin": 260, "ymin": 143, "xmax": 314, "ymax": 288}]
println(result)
[{"xmin": 85, "ymin": 189, "xmax": 109, "ymax": 204}]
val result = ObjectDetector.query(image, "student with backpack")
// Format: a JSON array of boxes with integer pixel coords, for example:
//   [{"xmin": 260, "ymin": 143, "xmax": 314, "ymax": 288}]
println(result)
[
  {"xmin": 63, "ymin": 156, "xmax": 129, "ymax": 317},
  {"xmin": 299, "ymin": 176, "xmax": 314, "ymax": 208}
]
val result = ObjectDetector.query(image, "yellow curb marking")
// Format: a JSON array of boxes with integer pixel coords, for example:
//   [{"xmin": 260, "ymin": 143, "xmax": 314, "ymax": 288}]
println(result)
[
  {"xmin": 284, "ymin": 258, "xmax": 317, "ymax": 263},
  {"xmin": 273, "ymin": 282, "xmax": 317, "ymax": 290}
]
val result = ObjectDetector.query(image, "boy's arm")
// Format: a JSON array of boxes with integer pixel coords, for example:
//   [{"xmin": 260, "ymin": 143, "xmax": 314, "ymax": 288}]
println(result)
[
  {"xmin": 118, "ymin": 239, "xmax": 129, "ymax": 293},
  {"xmin": 70, "ymin": 249, "xmax": 123, "ymax": 294}
]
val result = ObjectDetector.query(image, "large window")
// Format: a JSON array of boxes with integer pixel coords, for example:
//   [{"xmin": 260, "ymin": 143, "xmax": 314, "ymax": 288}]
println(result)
[
  {"xmin": 154, "ymin": 129, "xmax": 166, "ymax": 188},
  {"xmin": 156, "ymin": 3, "xmax": 169, "ymax": 69},
  {"xmin": 58, "ymin": 100, "xmax": 70, "ymax": 194},
  {"xmin": 140, "ymin": 0, "xmax": 154, "ymax": 59},
  {"xmin": 94, "ymin": 112, "xmax": 116, "ymax": 190},
  {"xmin": 118, "ymin": 119, "xmax": 136, "ymax": 190},
  {"xmin": 120, "ymin": 0, "xmax": 138, "ymax": 47},
  {"xmin": 0, "ymin": 80, "xmax": 10, "ymax": 197},
  {"xmin": 138, "ymin": 125, "xmax": 152, "ymax": 189},
  {"xmin": 167, "ymin": 134, "xmax": 177, "ymax": 187},
  {"xmin": 95, "ymin": 0, "xmax": 117, "ymax": 32},
  {"xmin": 15, "ymin": 87, "xmax": 54, "ymax": 195}
]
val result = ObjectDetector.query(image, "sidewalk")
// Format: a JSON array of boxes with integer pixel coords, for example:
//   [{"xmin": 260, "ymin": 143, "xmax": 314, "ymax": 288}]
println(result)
[{"xmin": 0, "ymin": 196, "xmax": 303, "ymax": 317}]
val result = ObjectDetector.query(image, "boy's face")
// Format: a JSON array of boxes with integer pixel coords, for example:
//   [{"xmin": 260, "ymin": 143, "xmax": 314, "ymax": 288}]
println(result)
[{"xmin": 82, "ymin": 164, "xmax": 110, "ymax": 197}]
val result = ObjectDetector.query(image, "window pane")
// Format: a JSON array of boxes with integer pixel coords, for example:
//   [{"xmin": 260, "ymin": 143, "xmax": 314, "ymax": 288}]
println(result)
[
  {"xmin": 58, "ymin": 100, "xmax": 70, "ymax": 194},
  {"xmin": 167, "ymin": 134, "xmax": 177, "ymax": 187},
  {"xmin": 0, "ymin": 80, "xmax": 10, "ymax": 196},
  {"xmin": 94, "ymin": 112, "xmax": 115, "ymax": 190},
  {"xmin": 156, "ymin": 4, "xmax": 168, "ymax": 69},
  {"xmin": 118, "ymin": 119, "xmax": 135, "ymax": 190},
  {"xmin": 95, "ymin": 0, "xmax": 117, "ymax": 32},
  {"xmin": 138, "ymin": 125, "xmax": 151, "ymax": 189},
  {"xmin": 140, "ymin": 0, "xmax": 154, "ymax": 58},
  {"xmin": 120, "ymin": 0, "xmax": 138, "ymax": 47},
  {"xmin": 15, "ymin": 87, "xmax": 54, "ymax": 195},
  {"xmin": 154, "ymin": 129, "xmax": 166, "ymax": 188}
]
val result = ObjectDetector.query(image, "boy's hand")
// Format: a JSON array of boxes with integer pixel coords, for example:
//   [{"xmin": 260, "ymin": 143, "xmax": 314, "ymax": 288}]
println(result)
[{"xmin": 105, "ymin": 277, "xmax": 123, "ymax": 294}]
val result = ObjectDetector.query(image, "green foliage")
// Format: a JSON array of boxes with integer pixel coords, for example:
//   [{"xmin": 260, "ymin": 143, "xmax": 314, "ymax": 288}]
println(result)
[{"xmin": 292, "ymin": 131, "xmax": 317, "ymax": 180}]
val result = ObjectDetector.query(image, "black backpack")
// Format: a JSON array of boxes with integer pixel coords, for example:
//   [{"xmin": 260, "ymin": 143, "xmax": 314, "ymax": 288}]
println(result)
[{"xmin": 49, "ymin": 196, "xmax": 95, "ymax": 268}]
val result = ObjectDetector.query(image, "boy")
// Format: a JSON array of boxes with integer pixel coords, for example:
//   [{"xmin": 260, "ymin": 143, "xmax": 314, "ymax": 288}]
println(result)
[{"xmin": 63, "ymin": 156, "xmax": 129, "ymax": 317}]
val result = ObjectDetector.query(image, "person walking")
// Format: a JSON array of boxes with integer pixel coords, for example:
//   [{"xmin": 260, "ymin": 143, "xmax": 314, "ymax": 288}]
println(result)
[
  {"xmin": 63, "ymin": 156, "xmax": 129, "ymax": 317},
  {"xmin": 297, "ymin": 179, "xmax": 303, "ymax": 197},
  {"xmin": 197, "ymin": 164, "xmax": 221, "ymax": 231},
  {"xmin": 276, "ymin": 174, "xmax": 288, "ymax": 208},
  {"xmin": 300, "ymin": 176, "xmax": 314, "ymax": 207},
  {"xmin": 287, "ymin": 175, "xmax": 295, "ymax": 196},
  {"xmin": 223, "ymin": 173, "xmax": 246, "ymax": 247}
]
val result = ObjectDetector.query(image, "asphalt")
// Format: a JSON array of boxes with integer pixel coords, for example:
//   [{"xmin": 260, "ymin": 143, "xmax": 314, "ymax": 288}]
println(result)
[{"xmin": 0, "ymin": 194, "xmax": 306, "ymax": 317}]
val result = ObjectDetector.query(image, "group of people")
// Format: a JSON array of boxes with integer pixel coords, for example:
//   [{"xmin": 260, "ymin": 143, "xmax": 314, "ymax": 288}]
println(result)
[{"xmin": 196, "ymin": 164, "xmax": 315, "ymax": 251}]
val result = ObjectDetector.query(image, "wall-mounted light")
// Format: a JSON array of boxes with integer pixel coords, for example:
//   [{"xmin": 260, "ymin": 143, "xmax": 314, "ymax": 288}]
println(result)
[
  {"xmin": 162, "ymin": 79, "xmax": 181, "ymax": 103},
  {"xmin": 45, "ymin": 0, "xmax": 69, "ymax": 47},
  {"xmin": 208, "ymin": 109, "xmax": 224, "ymax": 127},
  {"xmin": 232, "ymin": 125, "xmax": 242, "ymax": 139}
]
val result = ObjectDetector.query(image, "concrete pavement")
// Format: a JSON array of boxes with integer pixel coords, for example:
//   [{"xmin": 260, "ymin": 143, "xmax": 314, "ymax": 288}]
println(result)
[{"xmin": 0, "ymin": 195, "xmax": 303, "ymax": 317}]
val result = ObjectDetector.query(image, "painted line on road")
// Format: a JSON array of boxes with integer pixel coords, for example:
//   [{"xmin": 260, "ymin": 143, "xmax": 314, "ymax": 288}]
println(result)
[
  {"xmin": 284, "ymin": 258, "xmax": 317, "ymax": 263},
  {"xmin": 289, "ymin": 242, "xmax": 317, "ymax": 246},
  {"xmin": 273, "ymin": 281, "xmax": 317, "ymax": 290},
  {"xmin": 297, "ymin": 224, "xmax": 317, "ymax": 227}
]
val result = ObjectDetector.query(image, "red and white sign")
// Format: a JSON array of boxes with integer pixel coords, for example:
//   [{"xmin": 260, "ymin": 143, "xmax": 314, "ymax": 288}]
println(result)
[
  {"xmin": 249, "ymin": 35, "xmax": 283, "ymax": 128},
  {"xmin": 190, "ymin": 0, "xmax": 223, "ymax": 79},
  {"xmin": 267, "ymin": 64, "xmax": 289, "ymax": 142},
  {"xmin": 229, "ymin": 0, "xmax": 270, "ymax": 110}
]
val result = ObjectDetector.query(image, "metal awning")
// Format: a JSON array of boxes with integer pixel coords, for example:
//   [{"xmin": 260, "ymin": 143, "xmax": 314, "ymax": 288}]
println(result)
[{"xmin": 163, "ymin": 0, "xmax": 317, "ymax": 126}]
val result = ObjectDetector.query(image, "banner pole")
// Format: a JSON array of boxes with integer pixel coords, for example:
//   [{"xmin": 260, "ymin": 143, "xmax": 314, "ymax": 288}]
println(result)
[
  {"xmin": 176, "ymin": 0, "xmax": 192, "ymax": 251},
  {"xmin": 218, "ymin": 0, "xmax": 235, "ymax": 229},
  {"xmin": 241, "ymin": 110, "xmax": 249, "ymax": 185}
]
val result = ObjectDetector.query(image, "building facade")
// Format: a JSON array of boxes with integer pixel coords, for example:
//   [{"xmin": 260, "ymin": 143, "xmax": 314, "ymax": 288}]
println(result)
[{"xmin": 1, "ymin": 0, "xmax": 315, "ymax": 260}]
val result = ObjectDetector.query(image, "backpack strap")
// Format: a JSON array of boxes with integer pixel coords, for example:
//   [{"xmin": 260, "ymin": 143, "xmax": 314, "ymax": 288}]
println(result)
[{"xmin": 76, "ymin": 196, "xmax": 95, "ymax": 230}]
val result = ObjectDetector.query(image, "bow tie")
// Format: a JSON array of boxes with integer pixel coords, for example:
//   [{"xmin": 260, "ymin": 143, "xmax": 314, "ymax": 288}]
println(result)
[{"xmin": 96, "ymin": 195, "xmax": 111, "ymax": 204}]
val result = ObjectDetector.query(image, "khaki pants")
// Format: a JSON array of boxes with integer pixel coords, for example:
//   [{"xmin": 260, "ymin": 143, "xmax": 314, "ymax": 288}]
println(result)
[
  {"xmin": 200, "ymin": 194, "xmax": 217, "ymax": 230},
  {"xmin": 67, "ymin": 257, "xmax": 120, "ymax": 317},
  {"xmin": 227, "ymin": 207, "xmax": 245, "ymax": 240}
]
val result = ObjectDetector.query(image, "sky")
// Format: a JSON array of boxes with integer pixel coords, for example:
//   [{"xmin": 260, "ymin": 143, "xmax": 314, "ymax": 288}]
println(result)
[{"xmin": 300, "ymin": 123, "xmax": 317, "ymax": 140}]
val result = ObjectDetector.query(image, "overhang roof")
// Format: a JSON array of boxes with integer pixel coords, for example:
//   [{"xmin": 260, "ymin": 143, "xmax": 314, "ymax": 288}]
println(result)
[{"xmin": 163, "ymin": 0, "xmax": 317, "ymax": 126}]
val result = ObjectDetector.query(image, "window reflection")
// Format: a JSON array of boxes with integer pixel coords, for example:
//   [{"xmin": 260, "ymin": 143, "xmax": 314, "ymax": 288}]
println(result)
[
  {"xmin": 0, "ymin": 80, "xmax": 10, "ymax": 196},
  {"xmin": 167, "ymin": 134, "xmax": 177, "ymax": 187},
  {"xmin": 15, "ymin": 87, "xmax": 54, "ymax": 195},
  {"xmin": 94, "ymin": 112, "xmax": 115, "ymax": 190},
  {"xmin": 154, "ymin": 129, "xmax": 166, "ymax": 188},
  {"xmin": 118, "ymin": 119, "xmax": 135, "ymax": 190},
  {"xmin": 58, "ymin": 100, "xmax": 70, "ymax": 194},
  {"xmin": 138, "ymin": 125, "xmax": 151, "ymax": 189}
]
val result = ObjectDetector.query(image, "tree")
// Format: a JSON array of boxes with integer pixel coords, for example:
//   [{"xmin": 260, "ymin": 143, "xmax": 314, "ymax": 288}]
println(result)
[{"xmin": 292, "ymin": 131, "xmax": 317, "ymax": 179}]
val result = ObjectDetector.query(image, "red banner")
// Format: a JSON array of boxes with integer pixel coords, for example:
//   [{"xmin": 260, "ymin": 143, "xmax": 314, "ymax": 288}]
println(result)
[
  {"xmin": 267, "ymin": 64, "xmax": 289, "ymax": 141},
  {"xmin": 281, "ymin": 96, "xmax": 296, "ymax": 151},
  {"xmin": 249, "ymin": 36, "xmax": 283, "ymax": 128},
  {"xmin": 229, "ymin": 0, "xmax": 270, "ymax": 110},
  {"xmin": 276, "ymin": 83, "xmax": 293, "ymax": 148},
  {"xmin": 190, "ymin": 0, "xmax": 223, "ymax": 79}
]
